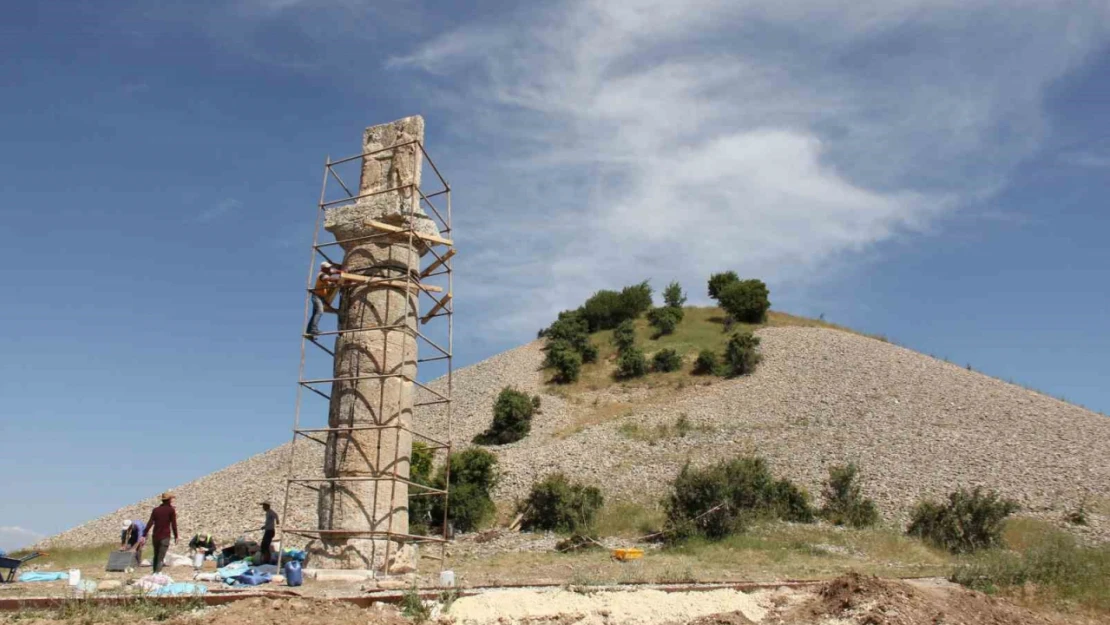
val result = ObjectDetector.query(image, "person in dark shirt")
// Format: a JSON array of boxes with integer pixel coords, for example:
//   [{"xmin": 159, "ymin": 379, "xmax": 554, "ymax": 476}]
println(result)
[
  {"xmin": 119, "ymin": 519, "xmax": 146, "ymax": 568},
  {"xmin": 143, "ymin": 492, "xmax": 179, "ymax": 574},
  {"xmin": 259, "ymin": 501, "xmax": 280, "ymax": 564},
  {"xmin": 188, "ymin": 533, "xmax": 217, "ymax": 558}
]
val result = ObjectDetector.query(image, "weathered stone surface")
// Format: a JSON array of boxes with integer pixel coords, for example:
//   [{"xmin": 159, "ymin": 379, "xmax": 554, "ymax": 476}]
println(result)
[{"xmin": 310, "ymin": 116, "xmax": 439, "ymax": 570}]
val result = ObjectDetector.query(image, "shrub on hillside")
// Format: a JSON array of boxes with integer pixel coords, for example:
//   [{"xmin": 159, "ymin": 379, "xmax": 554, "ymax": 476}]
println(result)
[
  {"xmin": 619, "ymin": 281, "xmax": 654, "ymax": 319},
  {"xmin": 723, "ymin": 331, "xmax": 762, "ymax": 376},
  {"xmin": 612, "ymin": 320, "xmax": 637, "ymax": 353},
  {"xmin": 717, "ymin": 279, "xmax": 770, "ymax": 323},
  {"xmin": 906, "ymin": 487, "xmax": 1019, "ymax": 553},
  {"xmin": 545, "ymin": 341, "xmax": 582, "ymax": 383},
  {"xmin": 473, "ymin": 387, "xmax": 539, "ymax": 445},
  {"xmin": 408, "ymin": 441, "xmax": 436, "ymax": 532},
  {"xmin": 647, "ymin": 306, "xmax": 682, "ymax": 336},
  {"xmin": 663, "ymin": 456, "xmax": 815, "ymax": 541},
  {"xmin": 431, "ymin": 448, "xmax": 500, "ymax": 532},
  {"xmin": 653, "ymin": 348, "xmax": 682, "ymax": 372},
  {"xmin": 693, "ymin": 349, "xmax": 721, "ymax": 376},
  {"xmin": 663, "ymin": 281, "xmax": 687, "ymax": 309},
  {"xmin": 519, "ymin": 473, "xmax": 604, "ymax": 534},
  {"xmin": 541, "ymin": 310, "xmax": 596, "ymax": 376},
  {"xmin": 578, "ymin": 281, "xmax": 654, "ymax": 332},
  {"xmin": 616, "ymin": 346, "xmax": 648, "ymax": 379},
  {"xmin": 707, "ymin": 271, "xmax": 740, "ymax": 301},
  {"xmin": 819, "ymin": 463, "xmax": 879, "ymax": 528}
]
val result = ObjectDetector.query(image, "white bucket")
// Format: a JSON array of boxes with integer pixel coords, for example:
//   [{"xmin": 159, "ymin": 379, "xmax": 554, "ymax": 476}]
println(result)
[
  {"xmin": 67, "ymin": 569, "xmax": 81, "ymax": 587},
  {"xmin": 193, "ymin": 552, "xmax": 204, "ymax": 569},
  {"xmin": 439, "ymin": 570, "xmax": 455, "ymax": 587}
]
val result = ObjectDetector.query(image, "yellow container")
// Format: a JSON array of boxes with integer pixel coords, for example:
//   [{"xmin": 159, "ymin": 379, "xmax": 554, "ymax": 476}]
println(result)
[{"xmin": 610, "ymin": 548, "xmax": 644, "ymax": 561}]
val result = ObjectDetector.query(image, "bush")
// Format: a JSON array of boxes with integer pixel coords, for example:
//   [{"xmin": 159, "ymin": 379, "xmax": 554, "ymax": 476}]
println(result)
[
  {"xmin": 616, "ymin": 347, "xmax": 648, "ymax": 379},
  {"xmin": 580, "ymin": 342, "xmax": 599, "ymax": 364},
  {"xmin": 612, "ymin": 320, "xmax": 637, "ymax": 353},
  {"xmin": 693, "ymin": 349, "xmax": 720, "ymax": 375},
  {"xmin": 707, "ymin": 271, "xmax": 739, "ymax": 300},
  {"xmin": 408, "ymin": 441, "xmax": 436, "ymax": 531},
  {"xmin": 473, "ymin": 387, "xmax": 538, "ymax": 445},
  {"xmin": 542, "ymin": 310, "xmax": 596, "ymax": 376},
  {"xmin": 663, "ymin": 281, "xmax": 687, "ymax": 309},
  {"xmin": 723, "ymin": 331, "xmax": 761, "ymax": 376},
  {"xmin": 531, "ymin": 395, "xmax": 542, "ymax": 411},
  {"xmin": 545, "ymin": 341, "xmax": 582, "ymax": 383},
  {"xmin": 819, "ymin": 463, "xmax": 879, "ymax": 528},
  {"xmin": 653, "ymin": 348, "xmax": 682, "ymax": 372},
  {"xmin": 519, "ymin": 473, "xmax": 604, "ymax": 534},
  {"xmin": 432, "ymin": 448, "xmax": 500, "ymax": 532},
  {"xmin": 578, "ymin": 281, "xmax": 654, "ymax": 332},
  {"xmin": 618, "ymin": 281, "xmax": 654, "ymax": 319},
  {"xmin": 647, "ymin": 306, "xmax": 682, "ymax": 336},
  {"xmin": 717, "ymin": 279, "xmax": 770, "ymax": 323},
  {"xmin": 662, "ymin": 456, "xmax": 815, "ymax": 541},
  {"xmin": 907, "ymin": 487, "xmax": 1019, "ymax": 553}
]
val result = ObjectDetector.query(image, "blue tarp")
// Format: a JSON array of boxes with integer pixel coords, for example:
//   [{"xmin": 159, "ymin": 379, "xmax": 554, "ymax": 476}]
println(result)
[
  {"xmin": 216, "ymin": 561, "xmax": 250, "ymax": 580},
  {"xmin": 18, "ymin": 572, "xmax": 68, "ymax": 582},
  {"xmin": 231, "ymin": 571, "xmax": 271, "ymax": 586},
  {"xmin": 148, "ymin": 582, "xmax": 208, "ymax": 596}
]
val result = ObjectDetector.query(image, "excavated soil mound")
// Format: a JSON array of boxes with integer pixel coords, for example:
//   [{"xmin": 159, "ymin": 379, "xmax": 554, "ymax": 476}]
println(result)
[{"xmin": 778, "ymin": 573, "xmax": 1065, "ymax": 625}]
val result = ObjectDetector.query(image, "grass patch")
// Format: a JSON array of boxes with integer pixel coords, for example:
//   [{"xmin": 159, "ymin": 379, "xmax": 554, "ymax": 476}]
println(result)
[
  {"xmin": 594, "ymin": 502, "xmax": 665, "ymax": 538},
  {"xmin": 951, "ymin": 519, "xmax": 1110, "ymax": 614},
  {"xmin": 454, "ymin": 520, "xmax": 954, "ymax": 587},
  {"xmin": 6, "ymin": 596, "xmax": 206, "ymax": 623},
  {"xmin": 616, "ymin": 414, "xmax": 708, "ymax": 444},
  {"xmin": 10, "ymin": 543, "xmax": 119, "ymax": 570}
]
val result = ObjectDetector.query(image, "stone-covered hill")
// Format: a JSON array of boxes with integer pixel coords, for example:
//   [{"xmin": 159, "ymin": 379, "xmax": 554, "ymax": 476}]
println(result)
[{"xmin": 36, "ymin": 319, "xmax": 1110, "ymax": 549}]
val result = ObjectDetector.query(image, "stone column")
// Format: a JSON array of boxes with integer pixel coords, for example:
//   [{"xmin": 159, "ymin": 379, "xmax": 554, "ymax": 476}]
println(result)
[{"xmin": 309, "ymin": 116, "xmax": 440, "ymax": 570}]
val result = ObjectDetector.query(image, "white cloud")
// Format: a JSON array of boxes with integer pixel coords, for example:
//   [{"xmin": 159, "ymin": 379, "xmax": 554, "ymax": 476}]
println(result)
[
  {"xmin": 0, "ymin": 526, "xmax": 43, "ymax": 552},
  {"xmin": 389, "ymin": 0, "xmax": 1110, "ymax": 338}
]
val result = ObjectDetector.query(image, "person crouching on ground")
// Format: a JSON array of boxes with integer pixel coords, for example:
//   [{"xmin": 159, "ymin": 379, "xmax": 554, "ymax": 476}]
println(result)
[
  {"xmin": 188, "ymin": 533, "xmax": 217, "ymax": 558},
  {"xmin": 119, "ymin": 518, "xmax": 146, "ymax": 567},
  {"xmin": 143, "ymin": 492, "xmax": 178, "ymax": 574},
  {"xmin": 304, "ymin": 261, "xmax": 343, "ymax": 337},
  {"xmin": 259, "ymin": 501, "xmax": 280, "ymax": 564}
]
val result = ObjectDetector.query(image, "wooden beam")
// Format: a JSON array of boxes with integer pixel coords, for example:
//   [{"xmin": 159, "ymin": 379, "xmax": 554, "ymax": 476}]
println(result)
[
  {"xmin": 337, "ymin": 272, "xmax": 444, "ymax": 293},
  {"xmin": 364, "ymin": 219, "xmax": 453, "ymax": 247},
  {"xmin": 420, "ymin": 293, "xmax": 452, "ymax": 325},
  {"xmin": 420, "ymin": 248, "xmax": 456, "ymax": 278}
]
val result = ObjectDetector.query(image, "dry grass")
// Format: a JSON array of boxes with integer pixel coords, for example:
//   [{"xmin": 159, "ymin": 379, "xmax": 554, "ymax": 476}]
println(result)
[
  {"xmin": 9, "ymin": 543, "xmax": 119, "ymax": 571},
  {"xmin": 453, "ymin": 519, "xmax": 955, "ymax": 587}
]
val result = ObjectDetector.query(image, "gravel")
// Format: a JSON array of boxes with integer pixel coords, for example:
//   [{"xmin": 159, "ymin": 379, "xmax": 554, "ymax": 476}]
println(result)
[{"xmin": 36, "ymin": 328, "xmax": 1110, "ymax": 550}]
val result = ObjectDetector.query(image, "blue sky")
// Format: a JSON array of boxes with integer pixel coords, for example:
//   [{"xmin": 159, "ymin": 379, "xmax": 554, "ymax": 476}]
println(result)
[{"xmin": 1, "ymin": 0, "xmax": 1108, "ymax": 550}]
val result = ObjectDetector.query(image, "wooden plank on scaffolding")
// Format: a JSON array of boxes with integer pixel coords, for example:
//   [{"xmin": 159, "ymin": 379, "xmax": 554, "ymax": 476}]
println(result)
[
  {"xmin": 420, "ymin": 248, "xmax": 456, "ymax": 278},
  {"xmin": 420, "ymin": 293, "xmax": 452, "ymax": 325},
  {"xmin": 364, "ymin": 219, "xmax": 454, "ymax": 247},
  {"xmin": 338, "ymin": 272, "xmax": 444, "ymax": 293}
]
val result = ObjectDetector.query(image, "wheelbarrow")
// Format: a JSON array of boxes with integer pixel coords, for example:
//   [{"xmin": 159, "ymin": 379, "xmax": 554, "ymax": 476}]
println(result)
[{"xmin": 0, "ymin": 552, "xmax": 43, "ymax": 583}]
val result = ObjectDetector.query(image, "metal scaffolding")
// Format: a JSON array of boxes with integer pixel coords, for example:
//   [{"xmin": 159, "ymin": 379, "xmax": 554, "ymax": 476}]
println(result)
[{"xmin": 277, "ymin": 138, "xmax": 454, "ymax": 574}]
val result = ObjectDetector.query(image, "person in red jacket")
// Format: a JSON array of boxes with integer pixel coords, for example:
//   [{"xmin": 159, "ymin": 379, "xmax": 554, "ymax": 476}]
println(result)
[{"xmin": 143, "ymin": 492, "xmax": 179, "ymax": 573}]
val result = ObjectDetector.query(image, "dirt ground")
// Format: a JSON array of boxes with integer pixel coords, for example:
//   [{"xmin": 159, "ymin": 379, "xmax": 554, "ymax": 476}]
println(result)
[{"xmin": 2, "ymin": 574, "xmax": 1103, "ymax": 625}]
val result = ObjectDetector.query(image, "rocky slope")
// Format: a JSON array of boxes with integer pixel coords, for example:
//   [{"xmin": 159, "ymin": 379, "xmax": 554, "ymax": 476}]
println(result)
[{"xmin": 36, "ymin": 327, "xmax": 1110, "ymax": 549}]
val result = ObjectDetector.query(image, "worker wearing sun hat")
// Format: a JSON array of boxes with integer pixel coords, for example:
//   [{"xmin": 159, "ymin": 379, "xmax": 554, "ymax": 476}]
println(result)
[
  {"xmin": 143, "ymin": 492, "xmax": 178, "ymax": 574},
  {"xmin": 119, "ymin": 518, "xmax": 146, "ymax": 567}
]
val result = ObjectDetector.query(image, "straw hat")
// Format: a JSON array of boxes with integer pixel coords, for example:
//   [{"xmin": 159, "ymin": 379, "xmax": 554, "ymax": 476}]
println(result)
[{"xmin": 160, "ymin": 491, "xmax": 175, "ymax": 501}]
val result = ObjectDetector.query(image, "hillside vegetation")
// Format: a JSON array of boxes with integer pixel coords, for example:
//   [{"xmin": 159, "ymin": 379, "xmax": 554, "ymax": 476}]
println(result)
[{"xmin": 36, "ymin": 280, "xmax": 1110, "ymax": 556}]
